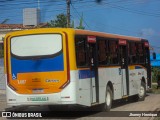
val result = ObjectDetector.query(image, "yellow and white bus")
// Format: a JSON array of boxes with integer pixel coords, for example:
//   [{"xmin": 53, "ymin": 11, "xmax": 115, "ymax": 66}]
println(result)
[{"xmin": 4, "ymin": 28, "xmax": 151, "ymax": 111}]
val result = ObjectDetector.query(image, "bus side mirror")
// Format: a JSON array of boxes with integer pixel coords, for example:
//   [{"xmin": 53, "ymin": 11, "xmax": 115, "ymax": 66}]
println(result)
[{"xmin": 153, "ymin": 52, "xmax": 156, "ymax": 60}]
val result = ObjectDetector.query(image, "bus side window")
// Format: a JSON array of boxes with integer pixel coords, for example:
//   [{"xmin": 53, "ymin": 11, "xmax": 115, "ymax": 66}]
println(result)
[
  {"xmin": 128, "ymin": 43, "xmax": 131, "ymax": 64},
  {"xmin": 108, "ymin": 40, "xmax": 118, "ymax": 65},
  {"xmin": 144, "ymin": 47, "xmax": 150, "ymax": 64},
  {"xmin": 137, "ymin": 43, "xmax": 144, "ymax": 63},
  {"xmin": 75, "ymin": 36, "xmax": 88, "ymax": 67},
  {"xmin": 98, "ymin": 39, "xmax": 108, "ymax": 65},
  {"xmin": 129, "ymin": 42, "xmax": 137, "ymax": 64}
]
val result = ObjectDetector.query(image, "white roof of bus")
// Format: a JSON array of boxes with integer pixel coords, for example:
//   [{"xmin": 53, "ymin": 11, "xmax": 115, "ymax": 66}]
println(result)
[{"xmin": 75, "ymin": 29, "xmax": 143, "ymax": 41}]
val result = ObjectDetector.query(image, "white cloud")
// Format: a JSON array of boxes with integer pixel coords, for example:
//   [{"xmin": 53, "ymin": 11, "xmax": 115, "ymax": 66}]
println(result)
[{"xmin": 140, "ymin": 28, "xmax": 155, "ymax": 37}]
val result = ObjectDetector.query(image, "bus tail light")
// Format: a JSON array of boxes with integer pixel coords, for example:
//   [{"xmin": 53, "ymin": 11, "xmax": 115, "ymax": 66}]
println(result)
[
  {"xmin": 61, "ymin": 96, "xmax": 70, "ymax": 99},
  {"xmin": 87, "ymin": 36, "xmax": 96, "ymax": 43},
  {"xmin": 119, "ymin": 39, "xmax": 126, "ymax": 45},
  {"xmin": 144, "ymin": 42, "xmax": 149, "ymax": 47}
]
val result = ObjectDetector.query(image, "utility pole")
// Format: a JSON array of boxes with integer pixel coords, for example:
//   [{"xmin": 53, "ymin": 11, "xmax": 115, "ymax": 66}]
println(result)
[
  {"xmin": 37, "ymin": 0, "xmax": 40, "ymax": 9},
  {"xmin": 66, "ymin": 0, "xmax": 71, "ymax": 28}
]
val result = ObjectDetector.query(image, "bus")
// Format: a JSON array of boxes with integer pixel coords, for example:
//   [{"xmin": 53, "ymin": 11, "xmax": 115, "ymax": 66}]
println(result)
[{"xmin": 4, "ymin": 28, "xmax": 151, "ymax": 111}]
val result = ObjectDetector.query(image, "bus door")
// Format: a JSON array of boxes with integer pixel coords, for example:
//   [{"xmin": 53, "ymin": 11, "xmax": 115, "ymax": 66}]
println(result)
[
  {"xmin": 144, "ymin": 41, "xmax": 151, "ymax": 89},
  {"xmin": 119, "ymin": 39, "xmax": 129, "ymax": 97},
  {"xmin": 87, "ymin": 36, "xmax": 99, "ymax": 104}
]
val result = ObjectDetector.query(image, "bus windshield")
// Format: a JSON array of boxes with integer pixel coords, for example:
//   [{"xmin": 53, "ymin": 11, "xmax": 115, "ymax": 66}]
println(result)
[{"xmin": 11, "ymin": 34, "xmax": 62, "ymax": 57}]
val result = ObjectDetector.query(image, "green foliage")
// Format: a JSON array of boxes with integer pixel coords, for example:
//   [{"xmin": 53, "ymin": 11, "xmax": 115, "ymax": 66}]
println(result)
[
  {"xmin": 152, "ymin": 67, "xmax": 160, "ymax": 83},
  {"xmin": 76, "ymin": 13, "xmax": 85, "ymax": 29},
  {"xmin": 47, "ymin": 13, "xmax": 67, "ymax": 28},
  {"xmin": 47, "ymin": 13, "xmax": 85, "ymax": 29},
  {"xmin": 71, "ymin": 21, "xmax": 74, "ymax": 28},
  {"xmin": 152, "ymin": 84, "xmax": 160, "ymax": 94}
]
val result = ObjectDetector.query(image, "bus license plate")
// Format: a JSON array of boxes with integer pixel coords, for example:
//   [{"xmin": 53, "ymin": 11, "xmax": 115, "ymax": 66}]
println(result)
[{"xmin": 32, "ymin": 89, "xmax": 44, "ymax": 93}]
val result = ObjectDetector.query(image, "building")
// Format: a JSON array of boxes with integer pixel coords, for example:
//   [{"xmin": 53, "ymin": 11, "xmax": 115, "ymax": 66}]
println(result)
[
  {"xmin": 151, "ymin": 54, "xmax": 160, "ymax": 67},
  {"xmin": 0, "ymin": 23, "xmax": 47, "ymax": 41},
  {"xmin": 23, "ymin": 8, "xmax": 40, "ymax": 26}
]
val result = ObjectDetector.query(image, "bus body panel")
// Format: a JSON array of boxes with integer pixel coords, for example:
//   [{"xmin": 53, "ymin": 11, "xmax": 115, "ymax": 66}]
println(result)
[
  {"xmin": 6, "ymin": 70, "xmax": 77, "ymax": 106},
  {"xmin": 76, "ymin": 66, "xmax": 148, "ymax": 105},
  {"xmin": 128, "ymin": 65, "xmax": 147, "ymax": 96},
  {"xmin": 98, "ymin": 67, "xmax": 122, "ymax": 100}
]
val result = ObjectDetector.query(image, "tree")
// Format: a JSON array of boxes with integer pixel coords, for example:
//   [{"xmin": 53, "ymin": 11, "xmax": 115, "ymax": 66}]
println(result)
[
  {"xmin": 47, "ymin": 13, "xmax": 85, "ymax": 29},
  {"xmin": 76, "ymin": 13, "xmax": 85, "ymax": 29},
  {"xmin": 152, "ymin": 67, "xmax": 160, "ymax": 83},
  {"xmin": 47, "ymin": 13, "xmax": 67, "ymax": 28}
]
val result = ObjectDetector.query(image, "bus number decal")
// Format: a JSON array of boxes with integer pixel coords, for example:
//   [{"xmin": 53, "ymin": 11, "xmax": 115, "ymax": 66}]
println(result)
[{"xmin": 18, "ymin": 80, "xmax": 26, "ymax": 85}]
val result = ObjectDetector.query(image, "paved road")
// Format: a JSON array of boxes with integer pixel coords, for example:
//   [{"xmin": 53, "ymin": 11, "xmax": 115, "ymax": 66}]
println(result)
[{"xmin": 0, "ymin": 93, "xmax": 159, "ymax": 120}]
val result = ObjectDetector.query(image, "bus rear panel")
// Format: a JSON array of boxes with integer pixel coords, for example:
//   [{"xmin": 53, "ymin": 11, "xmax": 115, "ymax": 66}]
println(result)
[{"xmin": 4, "ymin": 29, "xmax": 76, "ymax": 106}]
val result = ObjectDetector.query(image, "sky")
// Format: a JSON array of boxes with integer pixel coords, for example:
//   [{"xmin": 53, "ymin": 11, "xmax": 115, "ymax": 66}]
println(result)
[{"xmin": 0, "ymin": 0, "xmax": 160, "ymax": 53}]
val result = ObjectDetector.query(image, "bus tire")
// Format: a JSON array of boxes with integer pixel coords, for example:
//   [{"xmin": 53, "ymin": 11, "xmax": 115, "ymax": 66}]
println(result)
[
  {"xmin": 137, "ymin": 82, "xmax": 146, "ymax": 101},
  {"xmin": 102, "ymin": 86, "xmax": 113, "ymax": 111}
]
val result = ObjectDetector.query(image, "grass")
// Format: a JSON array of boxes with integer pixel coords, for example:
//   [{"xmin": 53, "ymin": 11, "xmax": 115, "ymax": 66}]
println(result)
[
  {"xmin": 151, "ymin": 84, "xmax": 160, "ymax": 94},
  {"xmin": 154, "ymin": 117, "xmax": 160, "ymax": 120}
]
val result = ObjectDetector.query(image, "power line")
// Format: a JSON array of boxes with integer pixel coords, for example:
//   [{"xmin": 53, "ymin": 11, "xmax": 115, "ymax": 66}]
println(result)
[
  {"xmin": 0, "ymin": 9, "xmax": 66, "ymax": 20},
  {"xmin": 0, "ymin": 0, "xmax": 66, "ymax": 7},
  {"xmin": 71, "ymin": 0, "xmax": 160, "ymax": 18},
  {"xmin": 0, "ymin": 2, "xmax": 66, "ymax": 11},
  {"xmin": 71, "ymin": 3, "xmax": 90, "ymax": 29},
  {"xmin": 86, "ymin": 18, "xmax": 141, "ymax": 36},
  {"xmin": 1, "ymin": 0, "xmax": 160, "ymax": 26},
  {"xmin": 1, "ymin": 0, "xmax": 160, "ymax": 18},
  {"xmin": 103, "ymin": 2, "xmax": 160, "ymax": 17},
  {"xmin": 0, "ymin": 0, "xmax": 134, "ymax": 11}
]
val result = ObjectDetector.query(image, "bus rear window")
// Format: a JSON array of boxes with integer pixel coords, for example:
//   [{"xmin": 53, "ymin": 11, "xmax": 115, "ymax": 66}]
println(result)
[{"xmin": 11, "ymin": 34, "xmax": 62, "ymax": 58}]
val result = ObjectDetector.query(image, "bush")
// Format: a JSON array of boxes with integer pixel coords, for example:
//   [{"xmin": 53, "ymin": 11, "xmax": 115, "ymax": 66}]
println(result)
[{"xmin": 152, "ymin": 67, "xmax": 160, "ymax": 83}]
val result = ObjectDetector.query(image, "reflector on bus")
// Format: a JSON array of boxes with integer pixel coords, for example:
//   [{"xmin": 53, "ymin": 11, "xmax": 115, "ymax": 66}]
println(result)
[
  {"xmin": 119, "ymin": 39, "xmax": 127, "ymax": 45},
  {"xmin": 87, "ymin": 36, "xmax": 96, "ymax": 43},
  {"xmin": 144, "ymin": 42, "xmax": 149, "ymax": 47}
]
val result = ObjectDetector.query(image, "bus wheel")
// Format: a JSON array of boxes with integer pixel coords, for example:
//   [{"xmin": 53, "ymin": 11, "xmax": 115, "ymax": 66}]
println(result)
[
  {"xmin": 137, "ymin": 82, "xmax": 146, "ymax": 101},
  {"xmin": 102, "ymin": 86, "xmax": 113, "ymax": 111}
]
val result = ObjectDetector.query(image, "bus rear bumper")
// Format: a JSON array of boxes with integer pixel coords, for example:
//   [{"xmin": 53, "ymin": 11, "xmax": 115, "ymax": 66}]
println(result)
[{"xmin": 6, "ymin": 83, "xmax": 76, "ymax": 107}]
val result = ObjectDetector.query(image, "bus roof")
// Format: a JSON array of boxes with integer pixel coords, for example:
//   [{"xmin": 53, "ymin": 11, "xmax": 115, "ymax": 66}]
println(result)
[
  {"xmin": 75, "ymin": 29, "xmax": 143, "ymax": 41},
  {"xmin": 5, "ymin": 28, "xmax": 144, "ymax": 42}
]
